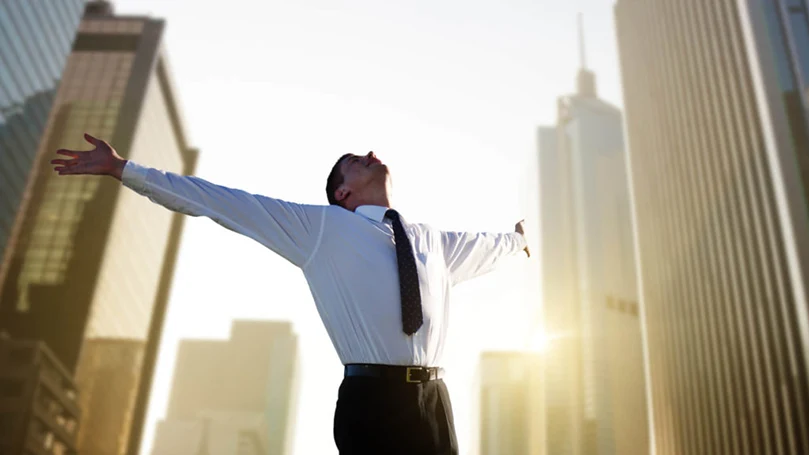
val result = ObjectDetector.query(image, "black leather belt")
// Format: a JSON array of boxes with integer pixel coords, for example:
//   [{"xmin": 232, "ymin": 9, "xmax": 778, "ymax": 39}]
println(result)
[{"xmin": 344, "ymin": 364, "xmax": 444, "ymax": 383}]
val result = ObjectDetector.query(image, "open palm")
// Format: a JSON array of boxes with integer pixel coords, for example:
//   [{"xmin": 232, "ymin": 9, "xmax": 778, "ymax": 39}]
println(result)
[{"xmin": 51, "ymin": 133, "xmax": 125, "ymax": 178}]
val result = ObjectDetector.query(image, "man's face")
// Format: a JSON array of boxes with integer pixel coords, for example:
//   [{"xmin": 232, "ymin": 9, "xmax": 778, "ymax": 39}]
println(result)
[{"xmin": 336, "ymin": 151, "xmax": 388, "ymax": 204}]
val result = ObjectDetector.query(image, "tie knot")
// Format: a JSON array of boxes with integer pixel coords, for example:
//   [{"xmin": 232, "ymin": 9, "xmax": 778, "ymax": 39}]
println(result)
[{"xmin": 385, "ymin": 209, "xmax": 400, "ymax": 222}]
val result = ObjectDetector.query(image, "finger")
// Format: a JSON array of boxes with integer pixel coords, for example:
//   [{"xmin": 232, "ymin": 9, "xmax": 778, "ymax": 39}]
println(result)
[
  {"xmin": 57, "ymin": 164, "xmax": 85, "ymax": 175},
  {"xmin": 50, "ymin": 159, "xmax": 76, "ymax": 166},
  {"xmin": 84, "ymin": 133, "xmax": 100, "ymax": 146},
  {"xmin": 56, "ymin": 149, "xmax": 81, "ymax": 158}
]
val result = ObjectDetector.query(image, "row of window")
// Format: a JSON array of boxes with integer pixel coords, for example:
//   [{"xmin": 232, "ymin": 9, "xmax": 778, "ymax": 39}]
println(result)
[{"xmin": 605, "ymin": 296, "xmax": 639, "ymax": 316}]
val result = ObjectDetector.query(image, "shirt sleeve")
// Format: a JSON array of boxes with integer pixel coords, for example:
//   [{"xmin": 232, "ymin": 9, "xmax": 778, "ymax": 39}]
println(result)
[
  {"xmin": 122, "ymin": 160, "xmax": 325, "ymax": 268},
  {"xmin": 441, "ymin": 230, "xmax": 527, "ymax": 285}
]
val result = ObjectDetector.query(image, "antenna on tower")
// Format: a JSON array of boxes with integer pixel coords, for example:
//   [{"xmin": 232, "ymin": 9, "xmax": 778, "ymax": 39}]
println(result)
[
  {"xmin": 575, "ymin": 13, "xmax": 597, "ymax": 97},
  {"xmin": 578, "ymin": 12, "xmax": 587, "ymax": 70}
]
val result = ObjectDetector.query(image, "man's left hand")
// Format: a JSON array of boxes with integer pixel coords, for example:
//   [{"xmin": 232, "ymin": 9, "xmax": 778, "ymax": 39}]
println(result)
[{"xmin": 515, "ymin": 220, "xmax": 530, "ymax": 258}]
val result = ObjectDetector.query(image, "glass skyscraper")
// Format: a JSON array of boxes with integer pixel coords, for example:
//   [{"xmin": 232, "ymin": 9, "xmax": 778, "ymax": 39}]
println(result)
[
  {"xmin": 0, "ymin": 0, "xmax": 85, "ymax": 288},
  {"xmin": 0, "ymin": 2, "xmax": 198, "ymax": 454},
  {"xmin": 615, "ymin": 0, "xmax": 809, "ymax": 453}
]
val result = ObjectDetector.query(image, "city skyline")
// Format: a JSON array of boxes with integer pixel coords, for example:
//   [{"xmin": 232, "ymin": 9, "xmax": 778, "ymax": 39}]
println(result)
[{"xmin": 10, "ymin": 1, "xmax": 808, "ymax": 454}]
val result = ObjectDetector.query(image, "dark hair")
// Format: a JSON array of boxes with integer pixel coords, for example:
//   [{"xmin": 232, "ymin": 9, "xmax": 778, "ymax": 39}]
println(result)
[{"xmin": 326, "ymin": 153, "xmax": 353, "ymax": 206}]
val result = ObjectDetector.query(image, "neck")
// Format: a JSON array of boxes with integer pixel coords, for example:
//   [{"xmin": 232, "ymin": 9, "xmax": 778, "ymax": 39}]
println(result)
[{"xmin": 350, "ymin": 181, "xmax": 392, "ymax": 211}]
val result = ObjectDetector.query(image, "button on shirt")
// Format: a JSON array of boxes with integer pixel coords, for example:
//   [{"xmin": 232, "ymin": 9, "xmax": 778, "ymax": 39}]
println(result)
[{"xmin": 122, "ymin": 161, "xmax": 527, "ymax": 367}]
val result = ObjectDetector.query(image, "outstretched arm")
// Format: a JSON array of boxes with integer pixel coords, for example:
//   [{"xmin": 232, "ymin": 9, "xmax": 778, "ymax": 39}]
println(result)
[
  {"xmin": 51, "ymin": 134, "xmax": 325, "ymax": 267},
  {"xmin": 441, "ymin": 220, "xmax": 529, "ymax": 286}
]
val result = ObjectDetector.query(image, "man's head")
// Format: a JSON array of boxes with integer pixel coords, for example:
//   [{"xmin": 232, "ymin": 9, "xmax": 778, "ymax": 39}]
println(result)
[{"xmin": 326, "ymin": 151, "xmax": 390, "ymax": 211}]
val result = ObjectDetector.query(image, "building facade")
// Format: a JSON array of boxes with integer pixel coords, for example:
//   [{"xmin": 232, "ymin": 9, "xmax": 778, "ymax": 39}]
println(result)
[
  {"xmin": 615, "ymin": 0, "xmax": 809, "ymax": 453},
  {"xmin": 0, "ymin": 336, "xmax": 81, "ymax": 455},
  {"xmin": 479, "ymin": 351, "xmax": 544, "ymax": 455},
  {"xmin": 539, "ymin": 18, "xmax": 648, "ymax": 455},
  {"xmin": 0, "ymin": 0, "xmax": 85, "ymax": 289},
  {"xmin": 0, "ymin": 2, "xmax": 198, "ymax": 454},
  {"xmin": 152, "ymin": 321, "xmax": 299, "ymax": 455}
]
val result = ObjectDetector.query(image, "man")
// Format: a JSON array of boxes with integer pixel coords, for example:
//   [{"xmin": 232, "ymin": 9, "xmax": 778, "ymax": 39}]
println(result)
[{"xmin": 52, "ymin": 133, "xmax": 529, "ymax": 455}]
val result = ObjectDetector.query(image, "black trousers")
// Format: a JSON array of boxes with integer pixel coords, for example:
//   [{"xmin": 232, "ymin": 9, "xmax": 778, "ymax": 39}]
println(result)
[{"xmin": 333, "ymin": 376, "xmax": 459, "ymax": 455}]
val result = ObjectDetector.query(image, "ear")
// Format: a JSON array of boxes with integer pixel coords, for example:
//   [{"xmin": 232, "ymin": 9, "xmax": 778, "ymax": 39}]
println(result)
[{"xmin": 335, "ymin": 184, "xmax": 350, "ymax": 203}]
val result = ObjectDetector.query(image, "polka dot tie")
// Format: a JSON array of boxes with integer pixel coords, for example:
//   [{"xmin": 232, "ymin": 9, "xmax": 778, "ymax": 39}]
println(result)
[{"xmin": 385, "ymin": 209, "xmax": 423, "ymax": 335}]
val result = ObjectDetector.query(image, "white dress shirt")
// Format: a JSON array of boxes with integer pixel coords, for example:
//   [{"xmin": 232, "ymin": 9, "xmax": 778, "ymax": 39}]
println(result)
[{"xmin": 122, "ymin": 161, "xmax": 527, "ymax": 367}]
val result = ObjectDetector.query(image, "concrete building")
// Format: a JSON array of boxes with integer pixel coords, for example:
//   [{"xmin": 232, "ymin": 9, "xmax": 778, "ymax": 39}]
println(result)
[
  {"xmin": 152, "ymin": 412, "xmax": 269, "ymax": 455},
  {"xmin": 0, "ymin": 335, "xmax": 81, "ymax": 455},
  {"xmin": 0, "ymin": 2, "xmax": 198, "ymax": 454},
  {"xmin": 615, "ymin": 0, "xmax": 809, "ymax": 453},
  {"xmin": 479, "ymin": 351, "xmax": 544, "ymax": 455},
  {"xmin": 152, "ymin": 321, "xmax": 299, "ymax": 455},
  {"xmin": 538, "ymin": 15, "xmax": 648, "ymax": 455}
]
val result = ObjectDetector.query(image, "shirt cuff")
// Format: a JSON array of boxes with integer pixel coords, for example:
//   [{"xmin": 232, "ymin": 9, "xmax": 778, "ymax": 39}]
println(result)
[
  {"xmin": 512, "ymin": 232, "xmax": 528, "ymax": 254},
  {"xmin": 121, "ymin": 160, "xmax": 151, "ymax": 193}
]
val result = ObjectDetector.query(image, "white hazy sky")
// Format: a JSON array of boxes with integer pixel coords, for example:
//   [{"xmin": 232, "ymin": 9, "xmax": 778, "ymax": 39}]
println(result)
[{"xmin": 111, "ymin": 1, "xmax": 623, "ymax": 454}]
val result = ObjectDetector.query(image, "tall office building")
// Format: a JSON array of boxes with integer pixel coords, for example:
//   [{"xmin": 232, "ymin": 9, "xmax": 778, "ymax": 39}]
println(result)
[
  {"xmin": 615, "ymin": 0, "xmax": 809, "ymax": 453},
  {"xmin": 0, "ymin": 0, "xmax": 85, "ymax": 289},
  {"xmin": 0, "ymin": 2, "xmax": 199, "ymax": 455},
  {"xmin": 538, "ymin": 16, "xmax": 648, "ymax": 455},
  {"xmin": 479, "ymin": 351, "xmax": 544, "ymax": 455},
  {"xmin": 152, "ymin": 321, "xmax": 300, "ymax": 455}
]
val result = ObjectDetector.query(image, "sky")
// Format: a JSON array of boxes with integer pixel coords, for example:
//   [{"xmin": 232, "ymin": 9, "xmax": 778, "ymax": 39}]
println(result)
[{"xmin": 111, "ymin": 1, "xmax": 624, "ymax": 454}]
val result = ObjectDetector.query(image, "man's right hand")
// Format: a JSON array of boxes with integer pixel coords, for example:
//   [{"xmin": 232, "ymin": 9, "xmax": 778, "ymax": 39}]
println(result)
[
  {"xmin": 515, "ymin": 219, "xmax": 530, "ymax": 258},
  {"xmin": 50, "ymin": 133, "xmax": 127, "ymax": 181}
]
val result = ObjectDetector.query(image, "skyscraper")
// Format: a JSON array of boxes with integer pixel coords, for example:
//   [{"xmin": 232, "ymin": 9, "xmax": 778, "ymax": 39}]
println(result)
[
  {"xmin": 152, "ymin": 321, "xmax": 300, "ymax": 455},
  {"xmin": 0, "ymin": 2, "xmax": 198, "ymax": 454},
  {"xmin": 538, "ymin": 15, "xmax": 649, "ymax": 455},
  {"xmin": 479, "ymin": 351, "xmax": 544, "ymax": 455},
  {"xmin": 615, "ymin": 0, "xmax": 809, "ymax": 453},
  {"xmin": 0, "ymin": 0, "xmax": 85, "ymax": 287}
]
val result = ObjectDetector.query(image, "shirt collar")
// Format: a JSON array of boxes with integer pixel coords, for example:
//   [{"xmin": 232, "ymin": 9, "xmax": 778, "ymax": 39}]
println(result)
[{"xmin": 355, "ymin": 205, "xmax": 390, "ymax": 223}]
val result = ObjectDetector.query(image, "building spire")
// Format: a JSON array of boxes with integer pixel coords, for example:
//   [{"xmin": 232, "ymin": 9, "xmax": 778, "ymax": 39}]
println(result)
[
  {"xmin": 576, "ymin": 13, "xmax": 597, "ymax": 97},
  {"xmin": 578, "ymin": 12, "xmax": 587, "ymax": 70}
]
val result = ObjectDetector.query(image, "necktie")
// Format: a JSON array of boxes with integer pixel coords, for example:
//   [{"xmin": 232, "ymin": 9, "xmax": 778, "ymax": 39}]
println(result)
[{"xmin": 385, "ymin": 209, "xmax": 423, "ymax": 335}]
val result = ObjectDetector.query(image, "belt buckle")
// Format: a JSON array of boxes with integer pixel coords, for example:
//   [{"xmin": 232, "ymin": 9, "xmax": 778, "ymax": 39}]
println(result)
[{"xmin": 406, "ymin": 367, "xmax": 424, "ymax": 383}]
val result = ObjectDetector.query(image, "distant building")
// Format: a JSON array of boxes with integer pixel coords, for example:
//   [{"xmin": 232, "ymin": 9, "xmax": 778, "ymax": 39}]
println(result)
[
  {"xmin": 538, "ymin": 15, "xmax": 648, "ymax": 455},
  {"xmin": 0, "ymin": 335, "xmax": 81, "ymax": 455},
  {"xmin": 0, "ymin": 2, "xmax": 198, "ymax": 454},
  {"xmin": 152, "ymin": 412, "xmax": 269, "ymax": 455},
  {"xmin": 152, "ymin": 321, "xmax": 300, "ymax": 455},
  {"xmin": 479, "ymin": 351, "xmax": 544, "ymax": 455}
]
